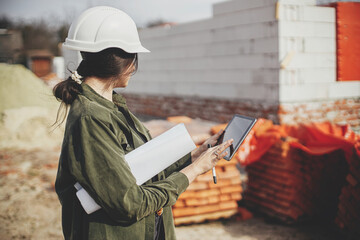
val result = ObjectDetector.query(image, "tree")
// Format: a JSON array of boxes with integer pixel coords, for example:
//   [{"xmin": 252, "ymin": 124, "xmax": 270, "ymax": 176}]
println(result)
[
  {"xmin": 0, "ymin": 16, "xmax": 14, "ymax": 29},
  {"xmin": 0, "ymin": 15, "xmax": 70, "ymax": 56}
]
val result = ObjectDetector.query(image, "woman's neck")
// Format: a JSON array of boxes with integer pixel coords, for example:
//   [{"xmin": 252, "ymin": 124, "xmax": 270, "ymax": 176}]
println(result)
[{"xmin": 83, "ymin": 77, "xmax": 113, "ymax": 102}]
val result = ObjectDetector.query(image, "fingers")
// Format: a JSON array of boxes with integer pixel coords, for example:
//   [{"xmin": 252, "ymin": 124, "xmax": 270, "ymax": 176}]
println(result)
[
  {"xmin": 206, "ymin": 129, "xmax": 224, "ymax": 147},
  {"xmin": 218, "ymin": 150, "xmax": 228, "ymax": 160},
  {"xmin": 215, "ymin": 139, "xmax": 233, "ymax": 155},
  {"xmin": 210, "ymin": 139, "xmax": 233, "ymax": 162}
]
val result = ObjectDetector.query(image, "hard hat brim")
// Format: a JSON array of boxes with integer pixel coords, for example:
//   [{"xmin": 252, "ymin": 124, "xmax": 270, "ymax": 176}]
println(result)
[{"xmin": 63, "ymin": 39, "xmax": 150, "ymax": 53}]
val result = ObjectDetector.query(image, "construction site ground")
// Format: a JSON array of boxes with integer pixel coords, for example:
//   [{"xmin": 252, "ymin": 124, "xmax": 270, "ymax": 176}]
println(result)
[{"xmin": 0, "ymin": 148, "xmax": 344, "ymax": 240}]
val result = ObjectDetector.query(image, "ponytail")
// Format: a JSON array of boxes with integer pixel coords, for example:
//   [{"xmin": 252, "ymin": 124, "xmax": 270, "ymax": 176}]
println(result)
[
  {"xmin": 52, "ymin": 47, "xmax": 137, "ymax": 125},
  {"xmin": 52, "ymin": 70, "xmax": 83, "ymax": 125},
  {"xmin": 53, "ymin": 75, "xmax": 82, "ymax": 105}
]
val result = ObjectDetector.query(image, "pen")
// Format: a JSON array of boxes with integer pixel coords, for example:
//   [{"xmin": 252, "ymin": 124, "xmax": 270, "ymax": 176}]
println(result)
[{"xmin": 207, "ymin": 144, "xmax": 217, "ymax": 184}]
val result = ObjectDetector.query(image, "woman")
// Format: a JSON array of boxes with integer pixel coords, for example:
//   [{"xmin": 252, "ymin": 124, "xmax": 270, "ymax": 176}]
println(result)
[{"xmin": 54, "ymin": 6, "xmax": 233, "ymax": 240}]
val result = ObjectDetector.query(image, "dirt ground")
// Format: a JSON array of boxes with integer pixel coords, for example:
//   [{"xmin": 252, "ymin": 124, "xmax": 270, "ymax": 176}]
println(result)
[{"xmin": 0, "ymin": 148, "xmax": 345, "ymax": 240}]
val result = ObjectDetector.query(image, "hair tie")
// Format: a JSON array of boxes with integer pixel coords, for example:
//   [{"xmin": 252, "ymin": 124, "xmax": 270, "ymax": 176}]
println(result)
[{"xmin": 71, "ymin": 71, "xmax": 83, "ymax": 84}]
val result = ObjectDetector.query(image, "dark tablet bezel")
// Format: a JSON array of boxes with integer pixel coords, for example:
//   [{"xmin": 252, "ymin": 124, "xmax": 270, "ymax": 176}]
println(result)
[{"xmin": 221, "ymin": 114, "xmax": 257, "ymax": 161}]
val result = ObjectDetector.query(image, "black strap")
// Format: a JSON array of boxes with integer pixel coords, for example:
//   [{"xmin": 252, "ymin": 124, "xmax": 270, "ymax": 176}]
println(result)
[
  {"xmin": 117, "ymin": 107, "xmax": 148, "ymax": 144},
  {"xmin": 154, "ymin": 214, "xmax": 165, "ymax": 240}
]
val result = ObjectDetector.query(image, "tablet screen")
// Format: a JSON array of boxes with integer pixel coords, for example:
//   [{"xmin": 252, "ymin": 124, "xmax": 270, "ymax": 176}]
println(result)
[{"xmin": 217, "ymin": 115, "xmax": 256, "ymax": 161}]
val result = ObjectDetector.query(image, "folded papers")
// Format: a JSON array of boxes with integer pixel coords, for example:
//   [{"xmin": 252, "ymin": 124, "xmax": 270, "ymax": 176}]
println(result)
[{"xmin": 75, "ymin": 123, "xmax": 196, "ymax": 214}]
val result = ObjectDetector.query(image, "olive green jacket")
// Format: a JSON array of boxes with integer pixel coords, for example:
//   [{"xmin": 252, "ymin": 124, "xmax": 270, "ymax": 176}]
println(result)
[{"xmin": 55, "ymin": 84, "xmax": 191, "ymax": 240}]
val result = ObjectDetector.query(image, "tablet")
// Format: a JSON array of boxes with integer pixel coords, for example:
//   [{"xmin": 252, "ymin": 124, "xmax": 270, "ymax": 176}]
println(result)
[{"xmin": 216, "ymin": 114, "xmax": 257, "ymax": 161}]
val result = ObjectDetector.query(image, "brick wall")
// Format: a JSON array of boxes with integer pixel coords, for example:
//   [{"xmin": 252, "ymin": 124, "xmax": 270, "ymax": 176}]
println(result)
[
  {"xmin": 279, "ymin": 98, "xmax": 360, "ymax": 133},
  {"xmin": 125, "ymin": 93, "xmax": 360, "ymax": 134},
  {"xmin": 124, "ymin": 93, "xmax": 280, "ymax": 124}
]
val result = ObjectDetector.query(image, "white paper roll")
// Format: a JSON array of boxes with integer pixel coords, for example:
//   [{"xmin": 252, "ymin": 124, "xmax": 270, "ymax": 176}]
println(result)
[
  {"xmin": 75, "ymin": 123, "xmax": 196, "ymax": 214},
  {"xmin": 76, "ymin": 188, "xmax": 101, "ymax": 214},
  {"xmin": 125, "ymin": 123, "xmax": 196, "ymax": 185}
]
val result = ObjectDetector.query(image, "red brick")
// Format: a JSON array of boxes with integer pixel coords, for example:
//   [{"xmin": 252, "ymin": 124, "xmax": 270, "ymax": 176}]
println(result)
[
  {"xmin": 219, "ymin": 201, "xmax": 238, "ymax": 210},
  {"xmin": 195, "ymin": 189, "xmax": 221, "ymax": 198},
  {"xmin": 173, "ymin": 209, "xmax": 238, "ymax": 226},
  {"xmin": 173, "ymin": 200, "xmax": 186, "ymax": 208},
  {"xmin": 231, "ymin": 192, "xmax": 242, "ymax": 201},
  {"xmin": 187, "ymin": 181, "xmax": 209, "ymax": 191},
  {"xmin": 172, "ymin": 204, "xmax": 221, "ymax": 218},
  {"xmin": 220, "ymin": 185, "xmax": 243, "ymax": 194}
]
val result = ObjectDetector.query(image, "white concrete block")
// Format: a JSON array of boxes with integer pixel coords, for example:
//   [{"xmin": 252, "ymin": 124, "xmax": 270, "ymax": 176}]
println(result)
[
  {"xmin": 304, "ymin": 38, "xmax": 336, "ymax": 53},
  {"xmin": 280, "ymin": 68, "xmax": 336, "ymax": 85},
  {"xmin": 138, "ymin": 26, "xmax": 170, "ymax": 40},
  {"xmin": 280, "ymin": 83, "xmax": 330, "ymax": 102},
  {"xmin": 181, "ymin": 6, "xmax": 277, "ymax": 34},
  {"xmin": 213, "ymin": 0, "xmax": 316, "ymax": 16},
  {"xmin": 329, "ymin": 82, "xmax": 360, "ymax": 99},
  {"xmin": 279, "ymin": 37, "xmax": 304, "ymax": 55},
  {"xmin": 279, "ymin": 37, "xmax": 336, "ymax": 56},
  {"xmin": 139, "ymin": 54, "xmax": 278, "ymax": 71},
  {"xmin": 302, "ymin": 6, "xmax": 335, "ymax": 22},
  {"xmin": 251, "ymin": 69, "xmax": 280, "ymax": 84},
  {"xmin": 213, "ymin": 0, "xmax": 277, "ymax": 16},
  {"xmin": 279, "ymin": 22, "xmax": 335, "ymax": 38},
  {"xmin": 141, "ymin": 6, "xmax": 277, "ymax": 40},
  {"xmin": 140, "ymin": 37, "xmax": 279, "ymax": 61},
  {"xmin": 169, "ymin": 81, "xmax": 278, "ymax": 101},
  {"xmin": 298, "ymin": 68, "xmax": 336, "ymax": 83},
  {"xmin": 133, "ymin": 69, "xmax": 279, "ymax": 85},
  {"xmin": 278, "ymin": 5, "xmax": 335, "ymax": 22},
  {"xmin": 141, "ymin": 30, "xmax": 212, "ymax": 49},
  {"xmin": 141, "ymin": 21, "xmax": 278, "ymax": 51},
  {"xmin": 212, "ymin": 21, "xmax": 279, "ymax": 42},
  {"xmin": 283, "ymin": 53, "xmax": 335, "ymax": 69},
  {"xmin": 128, "ymin": 76, "xmax": 279, "ymax": 101},
  {"xmin": 278, "ymin": 0, "xmax": 316, "ymax": 5},
  {"xmin": 252, "ymin": 38, "xmax": 279, "ymax": 54},
  {"xmin": 280, "ymin": 81, "xmax": 360, "ymax": 102}
]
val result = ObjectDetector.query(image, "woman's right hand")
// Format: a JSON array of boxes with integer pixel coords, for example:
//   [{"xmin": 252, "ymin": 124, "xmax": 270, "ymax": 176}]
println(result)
[{"xmin": 180, "ymin": 139, "xmax": 234, "ymax": 183}]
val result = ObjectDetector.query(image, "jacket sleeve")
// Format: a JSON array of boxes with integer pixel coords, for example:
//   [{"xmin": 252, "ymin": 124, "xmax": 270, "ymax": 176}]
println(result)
[
  {"xmin": 67, "ymin": 115, "xmax": 189, "ymax": 225},
  {"xmin": 163, "ymin": 152, "xmax": 192, "ymax": 178}
]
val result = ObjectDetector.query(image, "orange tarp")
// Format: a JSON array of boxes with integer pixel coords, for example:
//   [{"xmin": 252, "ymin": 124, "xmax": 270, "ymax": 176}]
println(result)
[{"xmin": 212, "ymin": 119, "xmax": 360, "ymax": 166}]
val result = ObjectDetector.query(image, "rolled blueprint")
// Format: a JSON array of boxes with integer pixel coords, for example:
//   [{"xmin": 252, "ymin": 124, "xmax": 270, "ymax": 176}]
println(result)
[
  {"xmin": 74, "ymin": 182, "xmax": 101, "ymax": 214},
  {"xmin": 75, "ymin": 123, "xmax": 196, "ymax": 214},
  {"xmin": 126, "ymin": 123, "xmax": 196, "ymax": 185}
]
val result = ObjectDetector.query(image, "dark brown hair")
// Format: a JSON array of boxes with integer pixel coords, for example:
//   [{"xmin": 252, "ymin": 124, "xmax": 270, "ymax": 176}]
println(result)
[{"xmin": 53, "ymin": 48, "xmax": 137, "ymax": 124}]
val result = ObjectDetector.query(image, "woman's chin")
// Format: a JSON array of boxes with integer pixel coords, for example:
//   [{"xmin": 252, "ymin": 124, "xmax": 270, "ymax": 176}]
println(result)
[{"xmin": 115, "ymin": 82, "xmax": 128, "ymax": 88}]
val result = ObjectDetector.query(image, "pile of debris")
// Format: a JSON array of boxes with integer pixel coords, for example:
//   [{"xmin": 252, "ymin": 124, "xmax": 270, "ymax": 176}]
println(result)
[{"xmin": 0, "ymin": 63, "xmax": 63, "ymax": 150}]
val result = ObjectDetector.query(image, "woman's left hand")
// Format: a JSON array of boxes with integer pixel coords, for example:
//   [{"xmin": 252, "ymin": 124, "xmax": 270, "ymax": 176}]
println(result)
[{"xmin": 191, "ymin": 129, "xmax": 224, "ymax": 162}]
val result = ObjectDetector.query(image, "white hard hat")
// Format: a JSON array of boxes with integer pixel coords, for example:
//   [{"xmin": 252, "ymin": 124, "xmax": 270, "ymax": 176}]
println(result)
[{"xmin": 63, "ymin": 6, "xmax": 150, "ymax": 53}]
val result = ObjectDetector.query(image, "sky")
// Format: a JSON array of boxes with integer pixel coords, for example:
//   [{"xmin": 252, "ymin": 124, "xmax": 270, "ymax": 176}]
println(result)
[{"xmin": 0, "ymin": 0, "xmax": 226, "ymax": 28}]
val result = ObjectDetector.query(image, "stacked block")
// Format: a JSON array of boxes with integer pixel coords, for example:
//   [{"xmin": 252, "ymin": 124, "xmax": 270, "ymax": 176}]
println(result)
[
  {"xmin": 277, "ymin": 1, "xmax": 338, "ymax": 102},
  {"xmin": 244, "ymin": 138, "xmax": 348, "ymax": 223},
  {"xmin": 172, "ymin": 159, "xmax": 242, "ymax": 225},
  {"xmin": 335, "ymin": 147, "xmax": 360, "ymax": 238},
  {"xmin": 129, "ymin": 0, "xmax": 282, "ymax": 102}
]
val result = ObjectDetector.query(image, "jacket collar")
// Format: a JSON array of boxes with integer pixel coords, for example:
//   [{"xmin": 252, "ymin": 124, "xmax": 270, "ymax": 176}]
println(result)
[{"xmin": 81, "ymin": 83, "xmax": 127, "ymax": 109}]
